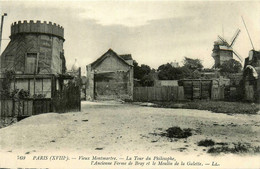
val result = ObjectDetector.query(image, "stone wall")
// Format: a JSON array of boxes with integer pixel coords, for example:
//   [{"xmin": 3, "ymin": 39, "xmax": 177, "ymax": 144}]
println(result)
[{"xmin": 94, "ymin": 71, "xmax": 130, "ymax": 100}]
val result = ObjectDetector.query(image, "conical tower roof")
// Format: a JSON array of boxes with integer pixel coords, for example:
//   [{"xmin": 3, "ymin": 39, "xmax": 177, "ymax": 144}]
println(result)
[{"xmin": 71, "ymin": 59, "xmax": 79, "ymax": 71}]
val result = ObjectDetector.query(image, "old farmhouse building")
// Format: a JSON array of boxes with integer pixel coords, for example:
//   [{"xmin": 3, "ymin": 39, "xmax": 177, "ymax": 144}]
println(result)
[{"xmin": 86, "ymin": 49, "xmax": 134, "ymax": 101}]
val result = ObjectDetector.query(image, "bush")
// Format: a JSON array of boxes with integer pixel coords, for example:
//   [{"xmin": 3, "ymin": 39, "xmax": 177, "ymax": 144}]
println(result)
[
  {"xmin": 198, "ymin": 139, "xmax": 215, "ymax": 147},
  {"xmin": 161, "ymin": 127, "xmax": 192, "ymax": 139}
]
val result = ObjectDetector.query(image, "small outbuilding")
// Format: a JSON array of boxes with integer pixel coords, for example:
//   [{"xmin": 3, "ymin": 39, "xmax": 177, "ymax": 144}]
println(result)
[{"xmin": 86, "ymin": 49, "xmax": 134, "ymax": 101}]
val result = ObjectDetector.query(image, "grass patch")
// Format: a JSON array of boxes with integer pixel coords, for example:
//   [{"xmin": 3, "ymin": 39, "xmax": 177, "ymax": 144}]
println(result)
[
  {"xmin": 153, "ymin": 101, "xmax": 259, "ymax": 114},
  {"xmin": 207, "ymin": 142, "xmax": 260, "ymax": 154},
  {"xmin": 208, "ymin": 143, "xmax": 249, "ymax": 154},
  {"xmin": 198, "ymin": 139, "xmax": 215, "ymax": 147}
]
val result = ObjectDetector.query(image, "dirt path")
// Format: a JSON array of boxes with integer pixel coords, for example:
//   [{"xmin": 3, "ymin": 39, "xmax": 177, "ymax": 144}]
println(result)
[{"xmin": 0, "ymin": 101, "xmax": 259, "ymax": 156}]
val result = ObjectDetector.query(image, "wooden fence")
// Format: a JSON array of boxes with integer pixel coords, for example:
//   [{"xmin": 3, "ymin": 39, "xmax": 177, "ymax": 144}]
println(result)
[
  {"xmin": 133, "ymin": 86, "xmax": 184, "ymax": 102},
  {"xmin": 0, "ymin": 85, "xmax": 81, "ymax": 117},
  {"xmin": 134, "ymin": 85, "xmax": 226, "ymax": 102},
  {"xmin": 0, "ymin": 70, "xmax": 81, "ymax": 117},
  {"xmin": 0, "ymin": 98, "xmax": 51, "ymax": 117}
]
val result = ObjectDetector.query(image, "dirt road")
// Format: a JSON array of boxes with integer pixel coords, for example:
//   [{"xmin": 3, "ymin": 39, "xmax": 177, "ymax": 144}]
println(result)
[{"xmin": 0, "ymin": 101, "xmax": 259, "ymax": 156}]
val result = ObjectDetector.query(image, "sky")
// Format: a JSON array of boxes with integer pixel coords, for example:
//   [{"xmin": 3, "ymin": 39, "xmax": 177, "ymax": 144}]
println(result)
[{"xmin": 0, "ymin": 0, "xmax": 260, "ymax": 74}]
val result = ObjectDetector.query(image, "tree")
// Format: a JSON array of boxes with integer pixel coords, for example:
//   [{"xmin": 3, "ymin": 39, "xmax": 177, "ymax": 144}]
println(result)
[
  {"xmin": 133, "ymin": 60, "xmax": 154, "ymax": 86},
  {"xmin": 157, "ymin": 63, "xmax": 191, "ymax": 80},
  {"xmin": 220, "ymin": 59, "xmax": 242, "ymax": 74},
  {"xmin": 140, "ymin": 74, "xmax": 154, "ymax": 87},
  {"xmin": 183, "ymin": 57, "xmax": 203, "ymax": 70},
  {"xmin": 133, "ymin": 60, "xmax": 151, "ymax": 79},
  {"xmin": 157, "ymin": 57, "xmax": 204, "ymax": 80}
]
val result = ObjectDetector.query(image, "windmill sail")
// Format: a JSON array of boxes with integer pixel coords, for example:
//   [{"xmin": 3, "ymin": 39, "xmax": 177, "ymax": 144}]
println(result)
[
  {"xmin": 218, "ymin": 35, "xmax": 228, "ymax": 45},
  {"xmin": 230, "ymin": 29, "xmax": 241, "ymax": 47},
  {"xmin": 213, "ymin": 28, "xmax": 243, "ymax": 68}
]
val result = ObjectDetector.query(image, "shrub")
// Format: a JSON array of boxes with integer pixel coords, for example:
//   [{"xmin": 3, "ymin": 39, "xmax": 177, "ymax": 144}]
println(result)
[
  {"xmin": 162, "ymin": 127, "xmax": 192, "ymax": 139},
  {"xmin": 198, "ymin": 139, "xmax": 215, "ymax": 147}
]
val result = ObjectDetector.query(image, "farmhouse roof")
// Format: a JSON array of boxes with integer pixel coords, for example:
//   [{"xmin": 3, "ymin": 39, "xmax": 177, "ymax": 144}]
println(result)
[
  {"xmin": 119, "ymin": 54, "xmax": 133, "ymax": 60},
  {"xmin": 90, "ymin": 49, "xmax": 133, "ymax": 68}
]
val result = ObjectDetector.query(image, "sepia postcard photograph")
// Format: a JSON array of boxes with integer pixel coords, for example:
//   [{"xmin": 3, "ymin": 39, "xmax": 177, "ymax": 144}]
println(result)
[{"xmin": 0, "ymin": 0, "xmax": 259, "ymax": 168}]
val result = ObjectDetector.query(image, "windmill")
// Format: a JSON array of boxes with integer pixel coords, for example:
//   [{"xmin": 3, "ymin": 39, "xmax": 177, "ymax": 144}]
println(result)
[{"xmin": 212, "ymin": 28, "xmax": 243, "ymax": 68}]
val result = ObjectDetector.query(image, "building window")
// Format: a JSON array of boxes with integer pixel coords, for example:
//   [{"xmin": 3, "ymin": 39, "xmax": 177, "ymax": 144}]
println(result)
[{"xmin": 25, "ymin": 53, "xmax": 38, "ymax": 74}]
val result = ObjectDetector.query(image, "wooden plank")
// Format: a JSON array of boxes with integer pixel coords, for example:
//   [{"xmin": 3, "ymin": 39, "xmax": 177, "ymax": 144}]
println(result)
[
  {"xmin": 2, "ymin": 100, "xmax": 6, "ymax": 117},
  {"xmin": 245, "ymin": 85, "xmax": 254, "ymax": 101},
  {"xmin": 155, "ymin": 87, "xmax": 161, "ymax": 101},
  {"xmin": 28, "ymin": 100, "xmax": 33, "ymax": 116},
  {"xmin": 7, "ymin": 100, "xmax": 13, "ymax": 117},
  {"xmin": 147, "ymin": 87, "xmax": 153, "ymax": 101},
  {"xmin": 167, "ymin": 86, "xmax": 172, "ymax": 101},
  {"xmin": 172, "ymin": 86, "xmax": 177, "ymax": 101},
  {"xmin": 166, "ymin": 86, "xmax": 170, "ymax": 101},
  {"xmin": 135, "ymin": 87, "xmax": 139, "ymax": 101},
  {"xmin": 0, "ymin": 100, "xmax": 2, "ymax": 117},
  {"xmin": 0, "ymin": 100, "xmax": 5, "ymax": 117},
  {"xmin": 140, "ymin": 87, "xmax": 146, "ymax": 101},
  {"xmin": 166, "ymin": 86, "xmax": 171, "ymax": 101},
  {"xmin": 183, "ymin": 81, "xmax": 193, "ymax": 100},
  {"xmin": 152, "ymin": 87, "xmax": 156, "ymax": 101},
  {"xmin": 139, "ymin": 87, "xmax": 144, "ymax": 101},
  {"xmin": 22, "ymin": 101, "xmax": 26, "ymax": 116},
  {"xmin": 178, "ymin": 86, "xmax": 184, "ymax": 100},
  {"xmin": 161, "ymin": 87, "xmax": 165, "ymax": 101}
]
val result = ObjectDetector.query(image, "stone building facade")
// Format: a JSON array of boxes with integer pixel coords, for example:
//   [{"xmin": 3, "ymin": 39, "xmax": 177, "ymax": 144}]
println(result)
[
  {"xmin": 0, "ymin": 20, "xmax": 65, "ymax": 75},
  {"xmin": 86, "ymin": 49, "xmax": 134, "ymax": 101}
]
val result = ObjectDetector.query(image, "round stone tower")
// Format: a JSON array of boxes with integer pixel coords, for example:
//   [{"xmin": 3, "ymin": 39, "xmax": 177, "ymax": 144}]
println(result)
[{"xmin": 1, "ymin": 20, "xmax": 66, "ymax": 74}]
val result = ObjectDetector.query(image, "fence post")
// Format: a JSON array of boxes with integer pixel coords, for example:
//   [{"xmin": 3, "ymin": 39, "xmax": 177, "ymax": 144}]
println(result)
[{"xmin": 78, "ymin": 67, "xmax": 81, "ymax": 112}]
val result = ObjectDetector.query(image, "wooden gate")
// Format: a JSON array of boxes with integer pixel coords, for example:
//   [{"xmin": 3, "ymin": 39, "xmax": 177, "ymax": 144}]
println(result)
[
  {"xmin": 180, "ymin": 80, "xmax": 212, "ymax": 100},
  {"xmin": 245, "ymin": 85, "xmax": 254, "ymax": 101},
  {"xmin": 52, "ymin": 82, "xmax": 81, "ymax": 113}
]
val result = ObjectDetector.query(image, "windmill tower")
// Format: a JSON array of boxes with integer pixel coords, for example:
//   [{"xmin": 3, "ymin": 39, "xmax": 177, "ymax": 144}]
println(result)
[{"xmin": 212, "ymin": 29, "xmax": 243, "ymax": 68}]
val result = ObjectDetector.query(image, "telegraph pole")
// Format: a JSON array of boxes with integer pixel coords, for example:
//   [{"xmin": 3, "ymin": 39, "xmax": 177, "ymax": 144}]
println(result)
[
  {"xmin": 241, "ymin": 16, "xmax": 255, "ymax": 50},
  {"xmin": 0, "ymin": 13, "xmax": 7, "ymax": 75},
  {"xmin": 0, "ymin": 13, "xmax": 7, "ymax": 55}
]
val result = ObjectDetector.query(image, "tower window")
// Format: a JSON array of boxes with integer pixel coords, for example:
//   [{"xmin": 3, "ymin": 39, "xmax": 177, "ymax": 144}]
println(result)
[{"xmin": 25, "ymin": 53, "xmax": 38, "ymax": 74}]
